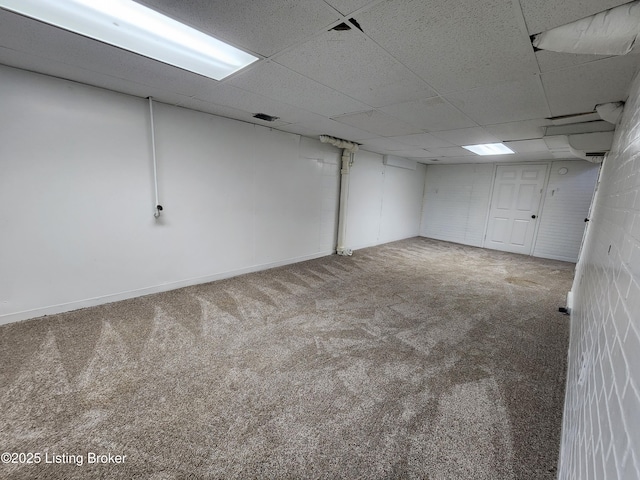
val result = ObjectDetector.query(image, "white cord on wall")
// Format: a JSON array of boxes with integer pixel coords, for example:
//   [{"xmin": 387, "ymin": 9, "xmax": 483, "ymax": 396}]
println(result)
[{"xmin": 148, "ymin": 97, "xmax": 162, "ymax": 218}]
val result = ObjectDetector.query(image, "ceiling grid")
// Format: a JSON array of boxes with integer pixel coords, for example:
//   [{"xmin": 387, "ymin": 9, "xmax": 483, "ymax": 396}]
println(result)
[{"xmin": 0, "ymin": 0, "xmax": 637, "ymax": 163}]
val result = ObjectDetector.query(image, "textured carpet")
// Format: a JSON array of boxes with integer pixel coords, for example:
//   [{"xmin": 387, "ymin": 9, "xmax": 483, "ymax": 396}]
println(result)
[{"xmin": 0, "ymin": 237, "xmax": 572, "ymax": 479}]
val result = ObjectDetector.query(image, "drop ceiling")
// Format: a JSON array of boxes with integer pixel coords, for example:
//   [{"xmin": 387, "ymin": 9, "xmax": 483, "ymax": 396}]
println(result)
[{"xmin": 0, "ymin": 0, "xmax": 638, "ymax": 164}]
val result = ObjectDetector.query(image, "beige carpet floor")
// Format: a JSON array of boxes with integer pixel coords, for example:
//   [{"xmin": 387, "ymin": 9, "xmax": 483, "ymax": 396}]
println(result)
[{"xmin": 0, "ymin": 237, "xmax": 573, "ymax": 479}]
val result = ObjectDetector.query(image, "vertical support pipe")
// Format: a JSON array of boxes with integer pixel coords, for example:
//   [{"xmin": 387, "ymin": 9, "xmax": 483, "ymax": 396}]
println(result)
[
  {"xmin": 148, "ymin": 97, "xmax": 162, "ymax": 218},
  {"xmin": 336, "ymin": 150, "xmax": 353, "ymax": 256},
  {"xmin": 319, "ymin": 135, "xmax": 358, "ymax": 256}
]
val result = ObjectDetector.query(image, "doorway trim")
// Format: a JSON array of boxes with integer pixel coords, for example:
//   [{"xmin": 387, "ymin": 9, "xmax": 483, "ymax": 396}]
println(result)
[{"xmin": 482, "ymin": 162, "xmax": 552, "ymax": 255}]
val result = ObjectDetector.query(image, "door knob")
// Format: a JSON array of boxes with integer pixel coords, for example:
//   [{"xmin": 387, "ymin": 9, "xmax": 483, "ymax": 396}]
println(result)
[{"xmin": 531, "ymin": 214, "xmax": 537, "ymax": 219}]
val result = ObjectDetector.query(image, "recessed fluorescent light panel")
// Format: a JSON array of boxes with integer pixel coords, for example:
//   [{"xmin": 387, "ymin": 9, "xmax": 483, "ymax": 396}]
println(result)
[
  {"xmin": 0, "ymin": 0, "xmax": 259, "ymax": 80},
  {"xmin": 462, "ymin": 143, "xmax": 515, "ymax": 156}
]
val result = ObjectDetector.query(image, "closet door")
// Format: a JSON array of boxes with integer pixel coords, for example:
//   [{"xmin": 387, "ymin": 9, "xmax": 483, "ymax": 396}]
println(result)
[{"xmin": 485, "ymin": 164, "xmax": 547, "ymax": 255}]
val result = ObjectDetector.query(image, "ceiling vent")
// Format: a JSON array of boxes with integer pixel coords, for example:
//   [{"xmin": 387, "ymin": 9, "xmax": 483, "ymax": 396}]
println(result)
[{"xmin": 253, "ymin": 113, "xmax": 279, "ymax": 122}]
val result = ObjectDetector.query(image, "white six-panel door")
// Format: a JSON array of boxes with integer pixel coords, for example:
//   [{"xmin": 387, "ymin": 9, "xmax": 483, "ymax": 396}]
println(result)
[{"xmin": 485, "ymin": 164, "xmax": 548, "ymax": 255}]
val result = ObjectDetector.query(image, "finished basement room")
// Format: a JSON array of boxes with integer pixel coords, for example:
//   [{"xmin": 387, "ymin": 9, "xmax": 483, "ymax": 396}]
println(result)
[{"xmin": 1, "ymin": 0, "xmax": 639, "ymax": 479}]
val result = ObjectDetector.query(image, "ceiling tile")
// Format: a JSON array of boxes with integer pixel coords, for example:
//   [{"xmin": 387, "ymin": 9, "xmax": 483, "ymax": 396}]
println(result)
[
  {"xmin": 483, "ymin": 119, "xmax": 551, "ymax": 141},
  {"xmin": 392, "ymin": 148, "xmax": 435, "ymax": 158},
  {"xmin": 332, "ymin": 110, "xmax": 423, "ymax": 136},
  {"xmin": 176, "ymin": 97, "xmax": 292, "ymax": 127},
  {"xmin": 444, "ymin": 75, "xmax": 551, "ymax": 125},
  {"xmin": 359, "ymin": 0, "xmax": 539, "ymax": 93},
  {"xmin": 136, "ymin": 0, "xmax": 340, "ymax": 57},
  {"xmin": 360, "ymin": 137, "xmax": 412, "ymax": 152},
  {"xmin": 427, "ymin": 146, "xmax": 475, "ymax": 157},
  {"xmin": 227, "ymin": 61, "xmax": 369, "ymax": 117},
  {"xmin": 194, "ymin": 83, "xmax": 320, "ymax": 125},
  {"xmin": 535, "ymin": 51, "xmax": 612, "ymax": 73},
  {"xmin": 324, "ymin": 0, "xmax": 378, "ymax": 15},
  {"xmin": 1, "ymin": 0, "xmax": 638, "ymax": 166},
  {"xmin": 430, "ymin": 156, "xmax": 478, "ymax": 164},
  {"xmin": 386, "ymin": 133, "xmax": 454, "ymax": 149},
  {"xmin": 520, "ymin": 0, "xmax": 630, "ymax": 35},
  {"xmin": 542, "ymin": 55, "xmax": 640, "ymax": 117},
  {"xmin": 283, "ymin": 116, "xmax": 377, "ymax": 142},
  {"xmin": 0, "ymin": 43, "xmax": 309, "ymax": 130},
  {"xmin": 434, "ymin": 151, "xmax": 555, "ymax": 164},
  {"xmin": 503, "ymin": 139, "xmax": 550, "ymax": 153},
  {"xmin": 275, "ymin": 30, "xmax": 437, "ymax": 107},
  {"xmin": 0, "ymin": 47, "xmax": 195, "ymax": 107},
  {"xmin": 430, "ymin": 127, "xmax": 499, "ymax": 146},
  {"xmin": 0, "ymin": 10, "xmax": 218, "ymax": 97},
  {"xmin": 381, "ymin": 97, "xmax": 476, "ymax": 132}
]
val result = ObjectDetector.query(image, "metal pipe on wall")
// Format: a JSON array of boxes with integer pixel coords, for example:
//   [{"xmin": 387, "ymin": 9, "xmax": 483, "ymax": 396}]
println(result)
[
  {"xmin": 320, "ymin": 135, "xmax": 359, "ymax": 256},
  {"xmin": 148, "ymin": 96, "xmax": 163, "ymax": 218}
]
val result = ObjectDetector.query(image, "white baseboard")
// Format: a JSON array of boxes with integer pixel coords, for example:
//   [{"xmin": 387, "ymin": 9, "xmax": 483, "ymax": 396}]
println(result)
[
  {"xmin": 349, "ymin": 233, "xmax": 421, "ymax": 252},
  {"xmin": 0, "ymin": 250, "xmax": 334, "ymax": 326}
]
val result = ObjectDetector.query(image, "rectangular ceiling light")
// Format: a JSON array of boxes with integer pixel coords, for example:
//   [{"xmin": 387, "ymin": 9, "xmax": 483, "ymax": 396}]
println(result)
[
  {"xmin": 0, "ymin": 0, "xmax": 259, "ymax": 80},
  {"xmin": 462, "ymin": 143, "xmax": 515, "ymax": 156}
]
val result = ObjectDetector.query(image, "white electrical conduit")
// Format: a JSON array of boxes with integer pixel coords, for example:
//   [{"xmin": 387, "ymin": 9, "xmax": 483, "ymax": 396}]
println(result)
[
  {"xmin": 148, "ymin": 97, "xmax": 162, "ymax": 218},
  {"xmin": 319, "ymin": 135, "xmax": 359, "ymax": 256},
  {"xmin": 531, "ymin": 1, "xmax": 640, "ymax": 56}
]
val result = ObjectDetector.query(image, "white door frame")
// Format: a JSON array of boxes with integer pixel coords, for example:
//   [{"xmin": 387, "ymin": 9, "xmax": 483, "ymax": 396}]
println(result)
[{"xmin": 482, "ymin": 162, "xmax": 552, "ymax": 255}]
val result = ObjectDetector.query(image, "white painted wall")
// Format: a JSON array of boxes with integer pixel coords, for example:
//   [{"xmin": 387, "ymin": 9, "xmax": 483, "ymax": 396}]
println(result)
[
  {"xmin": 558, "ymin": 73, "xmax": 640, "ymax": 479},
  {"xmin": 420, "ymin": 161, "xmax": 598, "ymax": 261},
  {"xmin": 345, "ymin": 150, "xmax": 426, "ymax": 250},
  {"xmin": 379, "ymin": 159, "xmax": 427, "ymax": 244},
  {"xmin": 0, "ymin": 65, "xmax": 340, "ymax": 325},
  {"xmin": 345, "ymin": 150, "xmax": 384, "ymax": 250},
  {"xmin": 419, "ymin": 164, "xmax": 494, "ymax": 247},
  {"xmin": 533, "ymin": 160, "xmax": 600, "ymax": 262}
]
